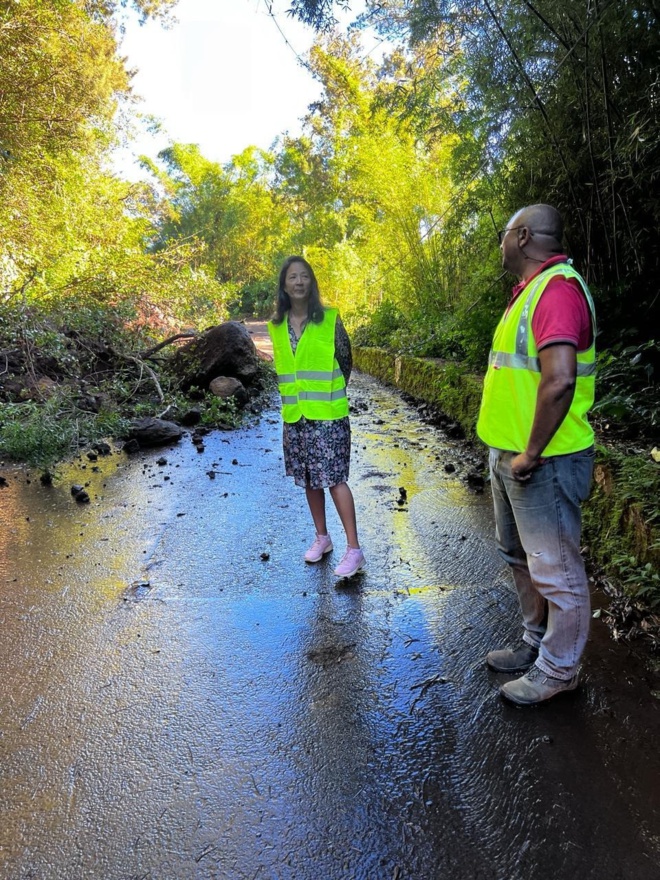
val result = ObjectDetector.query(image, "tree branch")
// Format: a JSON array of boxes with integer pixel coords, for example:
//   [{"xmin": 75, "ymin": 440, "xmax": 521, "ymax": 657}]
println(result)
[{"xmin": 139, "ymin": 331, "xmax": 198, "ymax": 359}]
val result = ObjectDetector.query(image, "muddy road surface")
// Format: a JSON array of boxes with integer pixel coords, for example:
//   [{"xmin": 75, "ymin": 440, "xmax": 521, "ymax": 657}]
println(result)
[{"xmin": 1, "ymin": 372, "xmax": 659, "ymax": 880}]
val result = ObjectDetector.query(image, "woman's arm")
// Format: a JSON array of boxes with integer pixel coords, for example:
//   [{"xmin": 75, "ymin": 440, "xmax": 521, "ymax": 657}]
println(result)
[{"xmin": 335, "ymin": 316, "xmax": 352, "ymax": 384}]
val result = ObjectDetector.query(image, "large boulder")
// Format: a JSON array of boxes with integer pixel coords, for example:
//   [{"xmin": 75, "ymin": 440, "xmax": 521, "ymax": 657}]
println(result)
[{"xmin": 173, "ymin": 321, "xmax": 260, "ymax": 390}]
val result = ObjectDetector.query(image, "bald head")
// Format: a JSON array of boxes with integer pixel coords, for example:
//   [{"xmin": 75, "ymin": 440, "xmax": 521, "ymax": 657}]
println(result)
[
  {"xmin": 501, "ymin": 204, "xmax": 565, "ymax": 279},
  {"xmin": 512, "ymin": 204, "xmax": 563, "ymax": 243}
]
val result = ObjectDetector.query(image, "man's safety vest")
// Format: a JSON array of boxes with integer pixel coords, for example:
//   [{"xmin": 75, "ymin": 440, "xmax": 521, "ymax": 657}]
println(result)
[
  {"xmin": 476, "ymin": 263, "xmax": 596, "ymax": 455},
  {"xmin": 267, "ymin": 308, "xmax": 349, "ymax": 423}
]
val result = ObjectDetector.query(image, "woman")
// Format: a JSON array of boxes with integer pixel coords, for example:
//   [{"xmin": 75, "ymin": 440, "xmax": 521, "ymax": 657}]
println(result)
[{"xmin": 267, "ymin": 256, "xmax": 365, "ymax": 578}]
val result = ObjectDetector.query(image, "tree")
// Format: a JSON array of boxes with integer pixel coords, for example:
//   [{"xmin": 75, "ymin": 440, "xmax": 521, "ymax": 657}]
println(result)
[{"xmin": 146, "ymin": 142, "xmax": 292, "ymax": 316}]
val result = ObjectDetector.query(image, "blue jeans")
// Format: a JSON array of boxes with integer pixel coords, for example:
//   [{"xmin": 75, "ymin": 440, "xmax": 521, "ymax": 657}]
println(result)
[{"xmin": 489, "ymin": 447, "xmax": 595, "ymax": 679}]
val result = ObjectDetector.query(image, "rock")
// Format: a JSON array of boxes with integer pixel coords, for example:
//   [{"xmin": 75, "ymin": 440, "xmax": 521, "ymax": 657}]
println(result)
[
  {"xmin": 466, "ymin": 471, "xmax": 485, "ymax": 492},
  {"xmin": 209, "ymin": 376, "xmax": 249, "ymax": 407},
  {"xmin": 77, "ymin": 393, "xmax": 104, "ymax": 413},
  {"xmin": 129, "ymin": 417, "xmax": 184, "ymax": 447},
  {"xmin": 123, "ymin": 439, "xmax": 140, "ymax": 454},
  {"xmin": 71, "ymin": 485, "xmax": 90, "ymax": 503},
  {"xmin": 173, "ymin": 321, "xmax": 260, "ymax": 390},
  {"xmin": 0, "ymin": 476, "xmax": 8, "ymax": 488},
  {"xmin": 93, "ymin": 442, "xmax": 112, "ymax": 456},
  {"xmin": 445, "ymin": 421, "xmax": 464, "ymax": 439},
  {"xmin": 180, "ymin": 407, "xmax": 202, "ymax": 426}
]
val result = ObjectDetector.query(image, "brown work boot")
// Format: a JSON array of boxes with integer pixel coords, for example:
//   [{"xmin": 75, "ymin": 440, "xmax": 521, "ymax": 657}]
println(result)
[
  {"xmin": 486, "ymin": 643, "xmax": 539, "ymax": 673},
  {"xmin": 500, "ymin": 665, "xmax": 579, "ymax": 706}
]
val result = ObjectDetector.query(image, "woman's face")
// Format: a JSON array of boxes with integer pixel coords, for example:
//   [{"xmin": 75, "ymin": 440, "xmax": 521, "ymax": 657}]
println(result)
[{"xmin": 284, "ymin": 262, "xmax": 312, "ymax": 305}]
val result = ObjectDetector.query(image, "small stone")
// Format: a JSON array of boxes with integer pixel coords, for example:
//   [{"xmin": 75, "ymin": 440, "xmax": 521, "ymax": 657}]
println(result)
[{"xmin": 466, "ymin": 472, "xmax": 485, "ymax": 492}]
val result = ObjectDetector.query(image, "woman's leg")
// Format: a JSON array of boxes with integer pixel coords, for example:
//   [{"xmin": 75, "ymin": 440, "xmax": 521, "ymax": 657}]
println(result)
[
  {"xmin": 329, "ymin": 482, "xmax": 359, "ymax": 548},
  {"xmin": 305, "ymin": 485, "xmax": 328, "ymax": 535}
]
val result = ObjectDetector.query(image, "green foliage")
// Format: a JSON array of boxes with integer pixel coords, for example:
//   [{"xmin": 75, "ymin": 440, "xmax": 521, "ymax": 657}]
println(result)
[
  {"xmin": 0, "ymin": 0, "xmax": 128, "ymax": 164},
  {"xmin": 593, "ymin": 342, "xmax": 660, "ymax": 435},
  {"xmin": 583, "ymin": 445, "xmax": 660, "ymax": 606},
  {"xmin": 145, "ymin": 144, "xmax": 291, "ymax": 318},
  {"xmin": 351, "ymin": 301, "xmax": 406, "ymax": 349},
  {"xmin": 285, "ymin": 0, "xmax": 351, "ymax": 29},
  {"xmin": 0, "ymin": 398, "xmax": 76, "ymax": 469},
  {"xmin": 199, "ymin": 394, "xmax": 240, "ymax": 429},
  {"xmin": 0, "ymin": 392, "xmax": 129, "ymax": 471},
  {"xmin": 610, "ymin": 555, "xmax": 660, "ymax": 609}
]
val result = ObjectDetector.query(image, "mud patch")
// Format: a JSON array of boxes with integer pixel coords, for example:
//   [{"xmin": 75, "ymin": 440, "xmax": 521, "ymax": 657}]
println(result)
[{"xmin": 307, "ymin": 643, "xmax": 357, "ymax": 666}]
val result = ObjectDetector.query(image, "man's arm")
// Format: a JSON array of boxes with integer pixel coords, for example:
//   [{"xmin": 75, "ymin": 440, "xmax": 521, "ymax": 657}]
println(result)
[{"xmin": 510, "ymin": 344, "xmax": 577, "ymax": 481}]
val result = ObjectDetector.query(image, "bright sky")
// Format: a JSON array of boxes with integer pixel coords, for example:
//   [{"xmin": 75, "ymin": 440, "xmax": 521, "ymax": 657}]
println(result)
[{"xmin": 114, "ymin": 0, "xmax": 368, "ymax": 179}]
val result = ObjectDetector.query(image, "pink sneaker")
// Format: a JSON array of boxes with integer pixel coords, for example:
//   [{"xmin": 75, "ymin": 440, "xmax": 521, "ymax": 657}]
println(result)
[
  {"xmin": 304, "ymin": 533, "xmax": 333, "ymax": 563},
  {"xmin": 333, "ymin": 547, "xmax": 366, "ymax": 578}
]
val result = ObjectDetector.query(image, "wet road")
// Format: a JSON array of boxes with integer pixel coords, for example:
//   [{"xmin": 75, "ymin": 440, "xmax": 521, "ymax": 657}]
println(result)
[{"xmin": 1, "ymin": 372, "xmax": 660, "ymax": 880}]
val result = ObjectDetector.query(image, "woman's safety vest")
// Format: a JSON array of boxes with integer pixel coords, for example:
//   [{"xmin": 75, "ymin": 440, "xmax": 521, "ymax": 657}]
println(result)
[
  {"xmin": 267, "ymin": 308, "xmax": 349, "ymax": 423},
  {"xmin": 477, "ymin": 263, "xmax": 596, "ymax": 455}
]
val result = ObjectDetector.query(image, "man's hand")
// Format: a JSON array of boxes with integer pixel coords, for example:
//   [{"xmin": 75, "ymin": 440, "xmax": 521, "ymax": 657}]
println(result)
[
  {"xmin": 515, "ymin": 344, "xmax": 578, "ymax": 480},
  {"xmin": 511, "ymin": 450, "xmax": 542, "ymax": 482}
]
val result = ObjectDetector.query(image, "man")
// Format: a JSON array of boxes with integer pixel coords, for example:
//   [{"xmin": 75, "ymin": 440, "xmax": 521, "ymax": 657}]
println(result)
[{"xmin": 477, "ymin": 204, "xmax": 597, "ymax": 706}]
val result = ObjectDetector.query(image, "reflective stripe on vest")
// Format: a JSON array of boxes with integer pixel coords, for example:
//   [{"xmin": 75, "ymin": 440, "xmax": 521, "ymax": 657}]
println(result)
[
  {"xmin": 477, "ymin": 263, "xmax": 596, "ymax": 455},
  {"xmin": 267, "ymin": 308, "xmax": 349, "ymax": 423},
  {"xmin": 487, "ymin": 350, "xmax": 596, "ymax": 377},
  {"xmin": 276, "ymin": 368, "xmax": 345, "ymax": 383}
]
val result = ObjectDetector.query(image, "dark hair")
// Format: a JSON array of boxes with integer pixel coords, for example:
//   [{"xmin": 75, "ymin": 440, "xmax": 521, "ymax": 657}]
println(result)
[{"xmin": 272, "ymin": 256, "xmax": 325, "ymax": 325}]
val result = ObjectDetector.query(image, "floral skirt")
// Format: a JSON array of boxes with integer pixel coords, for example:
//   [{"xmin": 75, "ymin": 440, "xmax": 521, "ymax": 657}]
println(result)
[{"xmin": 283, "ymin": 416, "xmax": 351, "ymax": 489}]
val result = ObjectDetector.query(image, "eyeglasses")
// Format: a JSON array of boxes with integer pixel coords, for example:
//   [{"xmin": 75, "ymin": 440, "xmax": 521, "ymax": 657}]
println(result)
[
  {"xmin": 497, "ymin": 226, "xmax": 556, "ymax": 244},
  {"xmin": 497, "ymin": 225, "xmax": 525, "ymax": 244}
]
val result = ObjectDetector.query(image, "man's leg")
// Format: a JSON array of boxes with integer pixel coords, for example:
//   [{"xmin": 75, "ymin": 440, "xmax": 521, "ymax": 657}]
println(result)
[
  {"xmin": 498, "ymin": 449, "xmax": 594, "ymax": 679},
  {"xmin": 490, "ymin": 448, "xmax": 546, "ymax": 650}
]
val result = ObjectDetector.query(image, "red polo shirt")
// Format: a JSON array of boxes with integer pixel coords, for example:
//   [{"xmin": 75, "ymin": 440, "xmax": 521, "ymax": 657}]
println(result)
[{"xmin": 509, "ymin": 255, "xmax": 593, "ymax": 351}]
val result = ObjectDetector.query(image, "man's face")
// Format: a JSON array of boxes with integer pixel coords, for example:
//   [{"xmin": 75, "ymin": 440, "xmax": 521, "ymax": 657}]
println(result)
[{"xmin": 499, "ymin": 214, "xmax": 524, "ymax": 275}]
